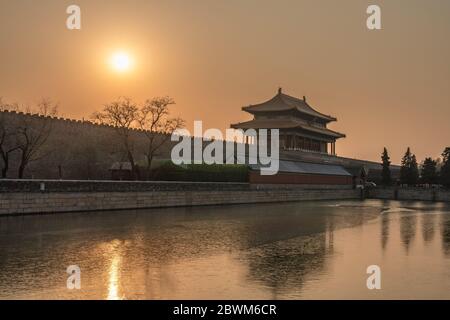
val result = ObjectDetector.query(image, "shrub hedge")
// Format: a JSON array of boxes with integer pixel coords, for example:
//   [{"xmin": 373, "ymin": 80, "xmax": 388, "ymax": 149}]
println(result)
[{"xmin": 151, "ymin": 162, "xmax": 249, "ymax": 182}]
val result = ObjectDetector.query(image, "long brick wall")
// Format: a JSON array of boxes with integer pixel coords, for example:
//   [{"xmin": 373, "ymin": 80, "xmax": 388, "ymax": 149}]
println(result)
[
  {"xmin": 0, "ymin": 180, "xmax": 360, "ymax": 216},
  {"xmin": 1, "ymin": 110, "xmax": 388, "ymax": 181}
]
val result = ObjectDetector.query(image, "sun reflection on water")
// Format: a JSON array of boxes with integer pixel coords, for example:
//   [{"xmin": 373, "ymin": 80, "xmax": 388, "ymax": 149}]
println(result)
[{"xmin": 106, "ymin": 242, "xmax": 123, "ymax": 300}]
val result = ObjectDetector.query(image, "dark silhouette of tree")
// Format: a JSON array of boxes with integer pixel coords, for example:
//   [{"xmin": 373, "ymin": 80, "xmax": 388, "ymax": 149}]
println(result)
[
  {"xmin": 0, "ymin": 99, "xmax": 20, "ymax": 178},
  {"xmin": 138, "ymin": 96, "xmax": 184, "ymax": 176},
  {"xmin": 92, "ymin": 97, "xmax": 140, "ymax": 180},
  {"xmin": 440, "ymin": 147, "xmax": 450, "ymax": 188},
  {"xmin": 381, "ymin": 147, "xmax": 391, "ymax": 186},
  {"xmin": 420, "ymin": 157, "xmax": 438, "ymax": 185},
  {"xmin": 410, "ymin": 154, "xmax": 419, "ymax": 185},
  {"xmin": 400, "ymin": 147, "xmax": 419, "ymax": 185},
  {"xmin": 400, "ymin": 148, "xmax": 411, "ymax": 184},
  {"xmin": 15, "ymin": 99, "xmax": 58, "ymax": 179}
]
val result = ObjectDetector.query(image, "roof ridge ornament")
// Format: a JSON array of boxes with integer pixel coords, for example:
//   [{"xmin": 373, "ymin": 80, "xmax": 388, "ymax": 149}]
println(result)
[{"xmin": 278, "ymin": 87, "xmax": 282, "ymax": 95}]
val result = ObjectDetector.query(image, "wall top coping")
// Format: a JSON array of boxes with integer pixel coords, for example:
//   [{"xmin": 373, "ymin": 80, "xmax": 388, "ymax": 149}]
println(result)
[{"xmin": 0, "ymin": 179, "xmax": 249, "ymax": 185}]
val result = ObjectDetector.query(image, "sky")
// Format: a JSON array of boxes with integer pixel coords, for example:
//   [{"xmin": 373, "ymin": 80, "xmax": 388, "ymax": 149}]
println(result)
[{"xmin": 1, "ymin": 0, "xmax": 450, "ymax": 164}]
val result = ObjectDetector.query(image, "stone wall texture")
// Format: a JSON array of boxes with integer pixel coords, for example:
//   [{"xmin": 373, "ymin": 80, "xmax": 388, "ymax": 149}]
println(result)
[
  {"xmin": 0, "ymin": 110, "xmax": 177, "ymax": 180},
  {"xmin": 368, "ymin": 187, "xmax": 450, "ymax": 202},
  {"xmin": 0, "ymin": 180, "xmax": 360, "ymax": 216}
]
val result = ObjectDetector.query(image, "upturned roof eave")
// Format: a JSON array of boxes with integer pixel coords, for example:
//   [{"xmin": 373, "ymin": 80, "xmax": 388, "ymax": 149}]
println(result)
[
  {"xmin": 230, "ymin": 120, "xmax": 345, "ymax": 139},
  {"xmin": 242, "ymin": 103, "xmax": 337, "ymax": 122}
]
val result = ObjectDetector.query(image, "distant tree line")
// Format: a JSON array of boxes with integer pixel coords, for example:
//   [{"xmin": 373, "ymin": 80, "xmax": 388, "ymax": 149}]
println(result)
[{"xmin": 381, "ymin": 147, "xmax": 450, "ymax": 188}]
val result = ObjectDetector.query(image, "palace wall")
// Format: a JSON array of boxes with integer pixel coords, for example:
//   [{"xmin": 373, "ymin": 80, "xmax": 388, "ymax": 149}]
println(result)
[
  {"xmin": 1, "ymin": 110, "xmax": 386, "ymax": 181},
  {"xmin": 2, "ymin": 181, "xmax": 449, "ymax": 216},
  {"xmin": 368, "ymin": 187, "xmax": 450, "ymax": 202},
  {"xmin": 0, "ymin": 110, "xmax": 176, "ymax": 179},
  {"xmin": 0, "ymin": 180, "xmax": 360, "ymax": 216}
]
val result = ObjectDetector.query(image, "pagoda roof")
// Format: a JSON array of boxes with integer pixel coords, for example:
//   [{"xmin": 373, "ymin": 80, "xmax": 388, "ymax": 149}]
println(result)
[
  {"xmin": 230, "ymin": 118, "xmax": 346, "ymax": 139},
  {"xmin": 242, "ymin": 89, "xmax": 337, "ymax": 122}
]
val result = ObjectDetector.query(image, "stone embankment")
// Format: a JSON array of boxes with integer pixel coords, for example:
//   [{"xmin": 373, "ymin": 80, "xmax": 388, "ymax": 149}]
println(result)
[{"xmin": 0, "ymin": 180, "xmax": 359, "ymax": 216}]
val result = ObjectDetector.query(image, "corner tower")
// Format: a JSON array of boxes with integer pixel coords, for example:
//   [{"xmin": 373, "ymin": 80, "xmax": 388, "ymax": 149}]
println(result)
[{"xmin": 231, "ymin": 88, "xmax": 345, "ymax": 155}]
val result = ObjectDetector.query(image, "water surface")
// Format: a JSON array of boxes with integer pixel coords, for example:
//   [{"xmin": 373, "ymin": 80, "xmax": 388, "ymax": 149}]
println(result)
[{"xmin": 0, "ymin": 199, "xmax": 449, "ymax": 299}]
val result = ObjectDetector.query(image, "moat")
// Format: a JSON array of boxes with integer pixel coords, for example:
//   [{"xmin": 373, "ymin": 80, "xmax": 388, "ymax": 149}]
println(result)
[{"xmin": 0, "ymin": 199, "xmax": 449, "ymax": 299}]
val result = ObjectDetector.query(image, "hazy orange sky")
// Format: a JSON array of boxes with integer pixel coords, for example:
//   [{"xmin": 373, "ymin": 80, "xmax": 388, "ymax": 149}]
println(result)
[{"xmin": 1, "ymin": 0, "xmax": 449, "ymax": 163}]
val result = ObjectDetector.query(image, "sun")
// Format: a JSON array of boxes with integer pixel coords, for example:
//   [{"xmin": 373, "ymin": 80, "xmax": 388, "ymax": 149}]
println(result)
[{"xmin": 110, "ymin": 52, "xmax": 133, "ymax": 72}]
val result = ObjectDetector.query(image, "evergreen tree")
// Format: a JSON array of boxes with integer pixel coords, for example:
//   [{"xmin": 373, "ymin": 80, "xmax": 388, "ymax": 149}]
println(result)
[
  {"xmin": 381, "ymin": 147, "xmax": 391, "ymax": 185},
  {"xmin": 400, "ymin": 148, "xmax": 411, "ymax": 185},
  {"xmin": 400, "ymin": 147, "xmax": 419, "ymax": 186},
  {"xmin": 440, "ymin": 147, "xmax": 450, "ymax": 188},
  {"xmin": 410, "ymin": 154, "xmax": 419, "ymax": 185},
  {"xmin": 420, "ymin": 157, "xmax": 438, "ymax": 185}
]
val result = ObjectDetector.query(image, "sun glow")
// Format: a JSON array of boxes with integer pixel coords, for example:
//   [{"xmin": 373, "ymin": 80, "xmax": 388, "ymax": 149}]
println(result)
[{"xmin": 110, "ymin": 52, "xmax": 133, "ymax": 72}]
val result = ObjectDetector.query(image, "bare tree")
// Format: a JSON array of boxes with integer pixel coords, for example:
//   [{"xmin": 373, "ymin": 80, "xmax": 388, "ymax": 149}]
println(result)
[
  {"xmin": 15, "ymin": 99, "xmax": 58, "ymax": 178},
  {"xmin": 138, "ymin": 96, "xmax": 184, "ymax": 175},
  {"xmin": 0, "ymin": 99, "xmax": 20, "ymax": 178},
  {"xmin": 92, "ymin": 97, "xmax": 140, "ymax": 179}
]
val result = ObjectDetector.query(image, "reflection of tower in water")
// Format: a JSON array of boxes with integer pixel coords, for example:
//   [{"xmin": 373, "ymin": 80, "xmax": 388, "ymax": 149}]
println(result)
[
  {"xmin": 244, "ymin": 230, "xmax": 333, "ymax": 298},
  {"xmin": 325, "ymin": 216, "xmax": 335, "ymax": 251}
]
